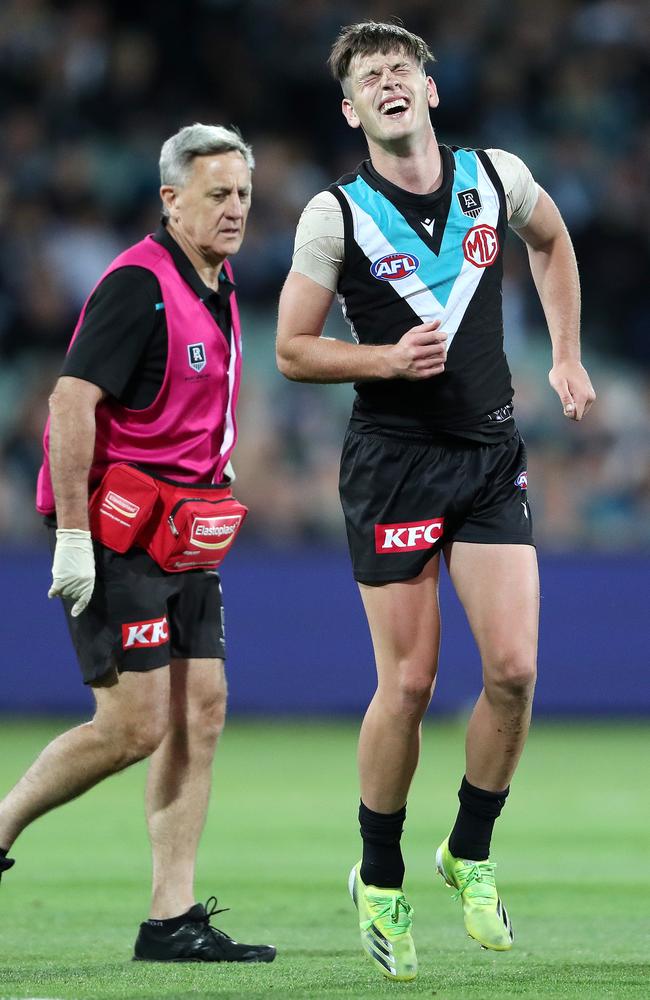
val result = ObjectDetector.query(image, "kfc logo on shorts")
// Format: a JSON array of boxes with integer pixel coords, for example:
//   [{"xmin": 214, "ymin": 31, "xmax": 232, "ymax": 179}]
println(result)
[
  {"xmin": 462, "ymin": 225, "xmax": 499, "ymax": 268},
  {"xmin": 375, "ymin": 517, "xmax": 445, "ymax": 553},
  {"xmin": 188, "ymin": 342, "xmax": 207, "ymax": 372},
  {"xmin": 515, "ymin": 471, "xmax": 528, "ymax": 490},
  {"xmin": 122, "ymin": 616, "xmax": 169, "ymax": 649},
  {"xmin": 371, "ymin": 253, "xmax": 420, "ymax": 281}
]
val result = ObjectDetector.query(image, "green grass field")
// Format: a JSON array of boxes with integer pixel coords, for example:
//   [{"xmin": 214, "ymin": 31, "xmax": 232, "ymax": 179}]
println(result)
[{"xmin": 0, "ymin": 718, "xmax": 648, "ymax": 999}]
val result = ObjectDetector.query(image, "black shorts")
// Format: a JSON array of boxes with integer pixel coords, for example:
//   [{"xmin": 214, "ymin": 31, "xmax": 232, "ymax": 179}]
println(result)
[
  {"xmin": 339, "ymin": 427, "xmax": 534, "ymax": 583},
  {"xmin": 46, "ymin": 525, "xmax": 226, "ymax": 685}
]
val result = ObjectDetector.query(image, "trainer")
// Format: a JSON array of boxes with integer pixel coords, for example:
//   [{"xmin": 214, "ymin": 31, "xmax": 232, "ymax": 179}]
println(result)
[
  {"xmin": 0, "ymin": 124, "xmax": 276, "ymax": 964},
  {"xmin": 277, "ymin": 21, "xmax": 595, "ymax": 982}
]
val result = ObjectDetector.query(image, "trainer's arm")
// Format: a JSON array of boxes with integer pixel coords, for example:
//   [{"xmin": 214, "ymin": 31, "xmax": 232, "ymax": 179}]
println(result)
[
  {"xmin": 516, "ymin": 189, "xmax": 596, "ymax": 420},
  {"xmin": 47, "ymin": 376, "xmax": 105, "ymax": 616},
  {"xmin": 49, "ymin": 376, "xmax": 105, "ymax": 529},
  {"xmin": 276, "ymin": 271, "xmax": 447, "ymax": 383}
]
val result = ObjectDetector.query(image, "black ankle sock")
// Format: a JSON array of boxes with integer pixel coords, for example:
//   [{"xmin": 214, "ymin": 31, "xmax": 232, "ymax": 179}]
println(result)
[
  {"xmin": 146, "ymin": 907, "xmax": 194, "ymax": 932},
  {"xmin": 448, "ymin": 776, "xmax": 509, "ymax": 861},
  {"xmin": 359, "ymin": 800, "xmax": 406, "ymax": 888},
  {"xmin": 0, "ymin": 847, "xmax": 8, "ymax": 859}
]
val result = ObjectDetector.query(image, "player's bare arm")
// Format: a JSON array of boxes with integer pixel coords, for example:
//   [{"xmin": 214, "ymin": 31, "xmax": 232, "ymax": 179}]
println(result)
[
  {"xmin": 48, "ymin": 375, "xmax": 105, "ymax": 529},
  {"xmin": 517, "ymin": 188, "xmax": 596, "ymax": 421},
  {"xmin": 277, "ymin": 271, "xmax": 447, "ymax": 383}
]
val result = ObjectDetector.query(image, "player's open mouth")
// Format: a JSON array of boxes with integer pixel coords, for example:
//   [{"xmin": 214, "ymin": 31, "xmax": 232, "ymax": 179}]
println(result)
[{"xmin": 379, "ymin": 97, "xmax": 409, "ymax": 118}]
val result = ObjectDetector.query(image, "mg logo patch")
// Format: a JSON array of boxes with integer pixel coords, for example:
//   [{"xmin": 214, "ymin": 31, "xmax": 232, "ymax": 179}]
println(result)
[
  {"xmin": 188, "ymin": 342, "xmax": 207, "ymax": 372},
  {"xmin": 457, "ymin": 187, "xmax": 482, "ymax": 218},
  {"xmin": 462, "ymin": 225, "xmax": 500, "ymax": 268},
  {"xmin": 375, "ymin": 518, "xmax": 444, "ymax": 553},
  {"xmin": 370, "ymin": 253, "xmax": 420, "ymax": 281}
]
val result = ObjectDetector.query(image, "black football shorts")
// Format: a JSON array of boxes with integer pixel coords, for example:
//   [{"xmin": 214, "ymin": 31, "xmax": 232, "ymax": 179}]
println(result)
[
  {"xmin": 46, "ymin": 522, "xmax": 226, "ymax": 685},
  {"xmin": 339, "ymin": 426, "xmax": 534, "ymax": 583}
]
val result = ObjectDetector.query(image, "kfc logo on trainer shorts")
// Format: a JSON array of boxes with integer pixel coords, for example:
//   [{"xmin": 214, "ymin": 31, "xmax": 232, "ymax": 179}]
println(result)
[
  {"xmin": 122, "ymin": 616, "xmax": 169, "ymax": 649},
  {"xmin": 375, "ymin": 517, "xmax": 445, "ymax": 553}
]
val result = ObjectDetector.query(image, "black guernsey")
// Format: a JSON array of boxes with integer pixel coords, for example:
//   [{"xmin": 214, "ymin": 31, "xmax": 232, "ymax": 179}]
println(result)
[{"xmin": 330, "ymin": 145, "xmax": 515, "ymax": 443}]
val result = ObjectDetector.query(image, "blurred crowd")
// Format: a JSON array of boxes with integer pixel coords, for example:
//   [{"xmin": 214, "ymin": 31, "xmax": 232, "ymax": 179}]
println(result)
[{"xmin": 1, "ymin": 0, "xmax": 649, "ymax": 550}]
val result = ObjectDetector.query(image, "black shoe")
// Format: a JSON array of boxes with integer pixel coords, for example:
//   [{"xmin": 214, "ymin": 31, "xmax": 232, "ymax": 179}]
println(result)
[
  {"xmin": 133, "ymin": 896, "xmax": 277, "ymax": 963},
  {"xmin": 0, "ymin": 855, "xmax": 14, "ymax": 882}
]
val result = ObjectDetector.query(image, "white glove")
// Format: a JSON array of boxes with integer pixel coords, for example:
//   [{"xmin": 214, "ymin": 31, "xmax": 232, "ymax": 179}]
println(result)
[{"xmin": 48, "ymin": 528, "xmax": 96, "ymax": 617}]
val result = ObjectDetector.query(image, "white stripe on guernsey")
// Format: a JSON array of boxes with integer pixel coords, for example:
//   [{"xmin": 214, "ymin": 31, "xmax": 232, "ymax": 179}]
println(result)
[
  {"xmin": 218, "ymin": 323, "xmax": 239, "ymax": 466},
  {"xmin": 339, "ymin": 159, "xmax": 500, "ymax": 345},
  {"xmin": 340, "ymin": 186, "xmax": 445, "ymax": 329},
  {"xmin": 442, "ymin": 155, "xmax": 500, "ymax": 334}
]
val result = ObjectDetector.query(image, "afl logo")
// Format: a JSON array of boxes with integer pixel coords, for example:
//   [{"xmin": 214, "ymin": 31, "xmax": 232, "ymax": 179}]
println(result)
[
  {"xmin": 462, "ymin": 225, "xmax": 499, "ymax": 268},
  {"xmin": 514, "ymin": 471, "xmax": 528, "ymax": 490},
  {"xmin": 371, "ymin": 252, "xmax": 420, "ymax": 281}
]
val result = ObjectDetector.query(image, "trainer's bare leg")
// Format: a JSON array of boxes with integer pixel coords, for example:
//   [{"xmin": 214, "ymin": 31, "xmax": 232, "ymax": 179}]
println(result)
[
  {"xmin": 0, "ymin": 667, "xmax": 170, "ymax": 850},
  {"xmin": 146, "ymin": 658, "xmax": 227, "ymax": 919},
  {"xmin": 358, "ymin": 557, "xmax": 441, "ymax": 813},
  {"xmin": 445, "ymin": 542, "xmax": 539, "ymax": 792}
]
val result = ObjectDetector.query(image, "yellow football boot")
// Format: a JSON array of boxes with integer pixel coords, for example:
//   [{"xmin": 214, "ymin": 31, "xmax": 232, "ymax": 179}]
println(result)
[
  {"xmin": 348, "ymin": 862, "xmax": 417, "ymax": 981},
  {"xmin": 436, "ymin": 837, "xmax": 513, "ymax": 950}
]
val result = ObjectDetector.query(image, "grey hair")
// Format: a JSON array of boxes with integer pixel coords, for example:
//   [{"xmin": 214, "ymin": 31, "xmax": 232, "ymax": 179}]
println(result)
[{"xmin": 159, "ymin": 123, "xmax": 254, "ymax": 215}]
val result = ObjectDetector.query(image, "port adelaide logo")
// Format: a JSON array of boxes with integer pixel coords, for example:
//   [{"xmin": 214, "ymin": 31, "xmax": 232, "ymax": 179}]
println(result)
[
  {"xmin": 188, "ymin": 342, "xmax": 207, "ymax": 372},
  {"xmin": 457, "ymin": 187, "xmax": 482, "ymax": 218},
  {"xmin": 371, "ymin": 252, "xmax": 420, "ymax": 281}
]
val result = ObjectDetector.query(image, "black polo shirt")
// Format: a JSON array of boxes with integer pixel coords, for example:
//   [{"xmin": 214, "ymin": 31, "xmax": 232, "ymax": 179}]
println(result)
[{"xmin": 61, "ymin": 223, "xmax": 235, "ymax": 410}]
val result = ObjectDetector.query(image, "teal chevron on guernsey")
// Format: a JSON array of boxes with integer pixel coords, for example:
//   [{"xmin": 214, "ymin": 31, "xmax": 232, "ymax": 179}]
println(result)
[{"xmin": 339, "ymin": 149, "xmax": 500, "ymax": 345}]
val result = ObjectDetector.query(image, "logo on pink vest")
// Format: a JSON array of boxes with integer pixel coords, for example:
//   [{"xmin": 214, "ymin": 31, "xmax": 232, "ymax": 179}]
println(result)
[{"xmin": 188, "ymin": 342, "xmax": 207, "ymax": 372}]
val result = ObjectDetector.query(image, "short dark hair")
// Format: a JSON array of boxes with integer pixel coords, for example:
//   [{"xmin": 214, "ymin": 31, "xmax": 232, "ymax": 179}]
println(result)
[{"xmin": 328, "ymin": 21, "xmax": 434, "ymax": 86}]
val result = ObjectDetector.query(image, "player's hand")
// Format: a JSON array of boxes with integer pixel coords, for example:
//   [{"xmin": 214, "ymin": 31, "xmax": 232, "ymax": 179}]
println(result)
[
  {"xmin": 548, "ymin": 361, "xmax": 596, "ymax": 421},
  {"xmin": 386, "ymin": 320, "xmax": 448, "ymax": 380},
  {"xmin": 48, "ymin": 528, "xmax": 96, "ymax": 617}
]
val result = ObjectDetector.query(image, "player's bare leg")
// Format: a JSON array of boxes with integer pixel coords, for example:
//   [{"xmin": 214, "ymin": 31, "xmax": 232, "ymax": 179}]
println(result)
[
  {"xmin": 358, "ymin": 555, "xmax": 441, "ymax": 814},
  {"xmin": 445, "ymin": 542, "xmax": 539, "ymax": 792},
  {"xmin": 349, "ymin": 557, "xmax": 441, "ymax": 981},
  {"xmin": 0, "ymin": 667, "xmax": 170, "ymax": 852},
  {"xmin": 436, "ymin": 541, "xmax": 538, "ymax": 950},
  {"xmin": 146, "ymin": 658, "xmax": 227, "ymax": 919}
]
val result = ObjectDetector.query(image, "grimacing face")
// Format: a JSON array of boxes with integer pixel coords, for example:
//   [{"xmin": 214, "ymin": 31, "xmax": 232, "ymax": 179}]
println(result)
[
  {"xmin": 162, "ymin": 151, "xmax": 252, "ymax": 262},
  {"xmin": 341, "ymin": 48, "xmax": 438, "ymax": 144}
]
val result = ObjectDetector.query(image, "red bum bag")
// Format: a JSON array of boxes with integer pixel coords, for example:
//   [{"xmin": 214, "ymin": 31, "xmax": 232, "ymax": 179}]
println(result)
[{"xmin": 88, "ymin": 464, "xmax": 248, "ymax": 572}]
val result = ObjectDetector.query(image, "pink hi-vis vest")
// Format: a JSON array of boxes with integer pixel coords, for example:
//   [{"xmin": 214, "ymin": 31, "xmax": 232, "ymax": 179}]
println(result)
[{"xmin": 36, "ymin": 235, "xmax": 242, "ymax": 515}]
